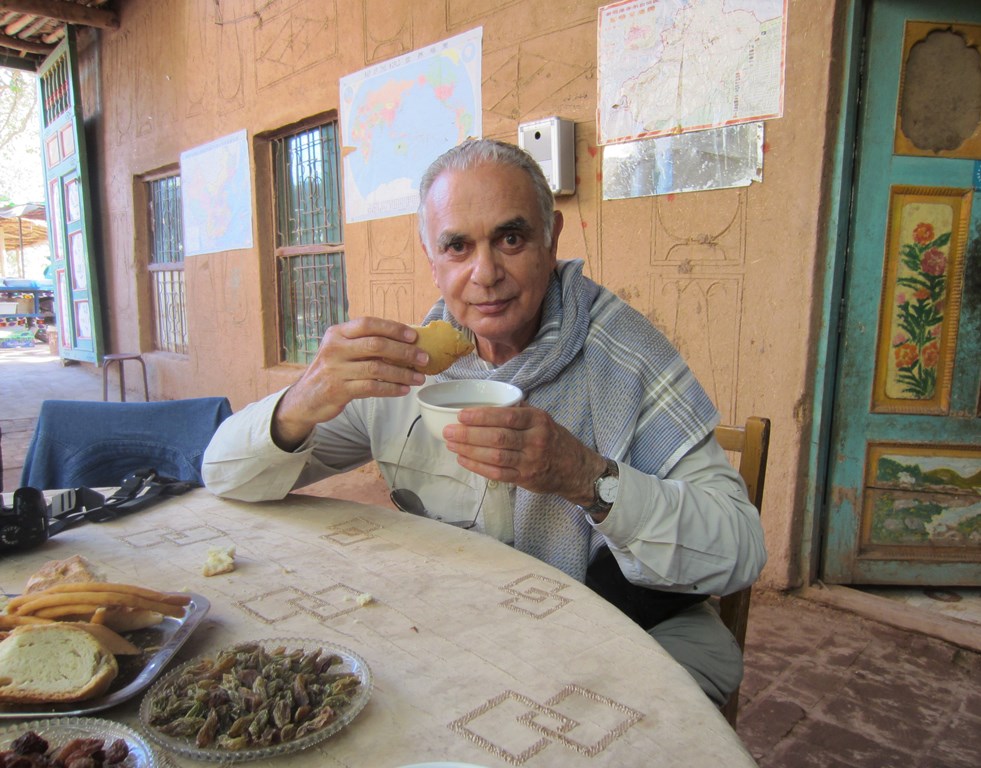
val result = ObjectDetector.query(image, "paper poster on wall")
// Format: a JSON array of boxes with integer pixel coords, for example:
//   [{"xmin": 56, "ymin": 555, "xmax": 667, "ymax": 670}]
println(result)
[
  {"xmin": 180, "ymin": 129, "xmax": 254, "ymax": 256},
  {"xmin": 602, "ymin": 122, "xmax": 763, "ymax": 199},
  {"xmin": 340, "ymin": 27, "xmax": 482, "ymax": 224},
  {"xmin": 597, "ymin": 0, "xmax": 787, "ymax": 145}
]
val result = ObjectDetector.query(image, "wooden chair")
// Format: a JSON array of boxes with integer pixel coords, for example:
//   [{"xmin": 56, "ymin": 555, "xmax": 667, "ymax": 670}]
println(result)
[{"xmin": 715, "ymin": 416, "xmax": 771, "ymax": 729}]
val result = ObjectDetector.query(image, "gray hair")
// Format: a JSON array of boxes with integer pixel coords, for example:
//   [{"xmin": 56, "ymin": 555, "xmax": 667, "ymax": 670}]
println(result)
[{"xmin": 417, "ymin": 138, "xmax": 556, "ymax": 251}]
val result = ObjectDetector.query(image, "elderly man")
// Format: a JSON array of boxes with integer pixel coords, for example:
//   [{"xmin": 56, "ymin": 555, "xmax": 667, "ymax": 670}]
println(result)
[{"xmin": 203, "ymin": 138, "xmax": 766, "ymax": 706}]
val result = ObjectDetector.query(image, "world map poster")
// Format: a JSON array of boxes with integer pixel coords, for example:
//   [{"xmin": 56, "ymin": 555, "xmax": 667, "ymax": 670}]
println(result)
[{"xmin": 340, "ymin": 28, "xmax": 483, "ymax": 224}]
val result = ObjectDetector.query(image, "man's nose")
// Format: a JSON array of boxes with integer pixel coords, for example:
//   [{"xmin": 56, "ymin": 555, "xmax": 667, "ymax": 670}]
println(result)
[{"xmin": 470, "ymin": 243, "xmax": 503, "ymax": 285}]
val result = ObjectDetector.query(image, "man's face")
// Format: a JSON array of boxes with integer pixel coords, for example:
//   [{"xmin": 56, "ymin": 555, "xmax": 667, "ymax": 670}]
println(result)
[{"xmin": 421, "ymin": 162, "xmax": 562, "ymax": 363}]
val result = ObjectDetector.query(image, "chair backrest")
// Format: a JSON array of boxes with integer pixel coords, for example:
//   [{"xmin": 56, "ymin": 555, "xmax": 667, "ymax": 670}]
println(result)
[
  {"xmin": 20, "ymin": 397, "xmax": 233, "ymax": 490},
  {"xmin": 715, "ymin": 415, "xmax": 770, "ymax": 728}
]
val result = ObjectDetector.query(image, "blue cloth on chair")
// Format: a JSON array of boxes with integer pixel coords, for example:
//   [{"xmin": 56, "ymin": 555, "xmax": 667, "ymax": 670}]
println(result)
[{"xmin": 20, "ymin": 398, "xmax": 233, "ymax": 490}]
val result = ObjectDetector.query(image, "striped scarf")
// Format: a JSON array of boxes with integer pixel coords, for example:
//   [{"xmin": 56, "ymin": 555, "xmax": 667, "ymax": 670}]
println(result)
[{"xmin": 423, "ymin": 259, "xmax": 718, "ymax": 581}]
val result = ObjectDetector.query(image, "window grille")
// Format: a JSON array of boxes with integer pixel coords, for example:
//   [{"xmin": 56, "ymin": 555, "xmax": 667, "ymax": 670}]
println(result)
[
  {"xmin": 272, "ymin": 121, "xmax": 347, "ymax": 364},
  {"xmin": 147, "ymin": 175, "xmax": 188, "ymax": 354},
  {"xmin": 39, "ymin": 52, "xmax": 70, "ymax": 127},
  {"xmin": 279, "ymin": 253, "xmax": 348, "ymax": 365}
]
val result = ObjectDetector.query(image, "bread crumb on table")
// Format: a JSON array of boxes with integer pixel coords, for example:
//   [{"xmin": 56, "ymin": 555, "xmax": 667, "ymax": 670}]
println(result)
[
  {"xmin": 356, "ymin": 593, "xmax": 374, "ymax": 606},
  {"xmin": 202, "ymin": 546, "xmax": 236, "ymax": 577}
]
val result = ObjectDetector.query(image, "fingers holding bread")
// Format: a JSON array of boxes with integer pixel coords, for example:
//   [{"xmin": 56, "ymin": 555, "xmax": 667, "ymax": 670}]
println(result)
[{"xmin": 411, "ymin": 320, "xmax": 474, "ymax": 375}]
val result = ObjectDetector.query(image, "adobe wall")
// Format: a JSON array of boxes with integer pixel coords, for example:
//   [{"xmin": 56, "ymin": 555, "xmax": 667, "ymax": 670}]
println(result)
[{"xmin": 79, "ymin": 0, "xmax": 841, "ymax": 590}]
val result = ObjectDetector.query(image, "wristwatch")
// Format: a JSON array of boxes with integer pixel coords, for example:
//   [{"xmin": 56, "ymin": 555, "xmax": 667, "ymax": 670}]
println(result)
[{"xmin": 581, "ymin": 457, "xmax": 619, "ymax": 517}]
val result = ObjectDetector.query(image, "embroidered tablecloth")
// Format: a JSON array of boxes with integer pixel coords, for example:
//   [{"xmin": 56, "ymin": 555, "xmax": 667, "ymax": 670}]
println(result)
[{"xmin": 1, "ymin": 489, "xmax": 757, "ymax": 767}]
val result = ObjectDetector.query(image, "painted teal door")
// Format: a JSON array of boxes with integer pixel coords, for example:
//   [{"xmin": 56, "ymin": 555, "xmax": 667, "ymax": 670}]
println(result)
[
  {"xmin": 822, "ymin": 0, "xmax": 981, "ymax": 585},
  {"xmin": 37, "ymin": 29, "xmax": 104, "ymax": 364}
]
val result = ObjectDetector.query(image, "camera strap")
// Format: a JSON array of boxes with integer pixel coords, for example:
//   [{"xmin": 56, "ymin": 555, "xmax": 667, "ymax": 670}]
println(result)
[{"xmin": 47, "ymin": 468, "xmax": 196, "ymax": 536}]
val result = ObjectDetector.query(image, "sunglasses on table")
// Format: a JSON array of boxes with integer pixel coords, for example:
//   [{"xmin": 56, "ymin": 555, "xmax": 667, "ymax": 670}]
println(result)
[{"xmin": 389, "ymin": 415, "xmax": 487, "ymax": 530}]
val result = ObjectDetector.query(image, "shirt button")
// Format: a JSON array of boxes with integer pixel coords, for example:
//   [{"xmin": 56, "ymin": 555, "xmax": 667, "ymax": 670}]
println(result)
[{"xmin": 488, "ymin": 480, "xmax": 499, "ymax": 489}]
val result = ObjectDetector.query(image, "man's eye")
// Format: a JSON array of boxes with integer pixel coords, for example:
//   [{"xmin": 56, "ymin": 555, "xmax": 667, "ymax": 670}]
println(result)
[
  {"xmin": 502, "ymin": 233, "xmax": 523, "ymax": 248},
  {"xmin": 447, "ymin": 241, "xmax": 467, "ymax": 254}
]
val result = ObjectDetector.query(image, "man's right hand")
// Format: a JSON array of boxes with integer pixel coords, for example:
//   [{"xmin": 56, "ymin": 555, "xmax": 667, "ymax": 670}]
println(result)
[{"xmin": 271, "ymin": 317, "xmax": 429, "ymax": 450}]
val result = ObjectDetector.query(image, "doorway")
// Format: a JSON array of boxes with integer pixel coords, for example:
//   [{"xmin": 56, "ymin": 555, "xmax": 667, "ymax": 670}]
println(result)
[{"xmin": 819, "ymin": 0, "xmax": 981, "ymax": 591}]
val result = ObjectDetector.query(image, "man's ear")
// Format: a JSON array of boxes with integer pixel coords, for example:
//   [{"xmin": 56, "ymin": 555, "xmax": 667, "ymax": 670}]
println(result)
[{"xmin": 549, "ymin": 211, "xmax": 564, "ymax": 261}]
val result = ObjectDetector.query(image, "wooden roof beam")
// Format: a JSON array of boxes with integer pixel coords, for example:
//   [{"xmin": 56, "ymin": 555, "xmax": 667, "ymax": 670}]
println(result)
[
  {"xmin": 0, "ymin": 28, "xmax": 51, "ymax": 54},
  {"xmin": 0, "ymin": 45, "xmax": 40, "ymax": 71},
  {"xmin": 0, "ymin": 1, "xmax": 119, "ymax": 30}
]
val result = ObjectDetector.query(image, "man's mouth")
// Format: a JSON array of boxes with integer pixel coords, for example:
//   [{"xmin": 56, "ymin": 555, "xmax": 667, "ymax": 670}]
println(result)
[{"xmin": 472, "ymin": 298, "xmax": 512, "ymax": 315}]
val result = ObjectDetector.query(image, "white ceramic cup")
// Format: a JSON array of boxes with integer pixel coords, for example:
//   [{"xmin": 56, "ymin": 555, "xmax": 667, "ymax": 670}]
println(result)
[{"xmin": 416, "ymin": 380, "xmax": 524, "ymax": 441}]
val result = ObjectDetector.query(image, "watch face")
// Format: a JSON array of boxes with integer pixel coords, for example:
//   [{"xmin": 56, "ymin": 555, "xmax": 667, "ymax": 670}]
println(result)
[{"xmin": 597, "ymin": 475, "xmax": 619, "ymax": 503}]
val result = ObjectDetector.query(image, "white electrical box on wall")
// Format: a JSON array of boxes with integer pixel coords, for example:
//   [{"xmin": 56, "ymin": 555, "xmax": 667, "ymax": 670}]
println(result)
[{"xmin": 518, "ymin": 117, "xmax": 576, "ymax": 196}]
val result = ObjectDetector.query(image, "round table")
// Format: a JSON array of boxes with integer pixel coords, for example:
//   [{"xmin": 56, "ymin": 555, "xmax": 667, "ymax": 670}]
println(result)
[{"xmin": 1, "ymin": 488, "xmax": 758, "ymax": 767}]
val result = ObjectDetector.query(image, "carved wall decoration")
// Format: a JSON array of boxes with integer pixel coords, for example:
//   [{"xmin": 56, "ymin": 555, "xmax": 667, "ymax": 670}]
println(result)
[
  {"xmin": 634, "ymin": 190, "xmax": 748, "ymax": 420},
  {"xmin": 370, "ymin": 279, "xmax": 414, "ymax": 323},
  {"xmin": 102, "ymin": 27, "xmax": 135, "ymax": 145},
  {"xmin": 649, "ymin": 277, "xmax": 740, "ymax": 419},
  {"xmin": 214, "ymin": 0, "xmax": 250, "ymax": 114},
  {"xmin": 447, "ymin": 0, "xmax": 594, "ymax": 39},
  {"xmin": 368, "ymin": 217, "xmax": 418, "ymax": 273},
  {"xmin": 481, "ymin": 25, "xmax": 596, "ymax": 137},
  {"xmin": 652, "ymin": 190, "xmax": 746, "ymax": 267},
  {"xmin": 255, "ymin": 1, "xmax": 337, "ymax": 90},
  {"xmin": 133, "ymin": 6, "xmax": 161, "ymax": 138},
  {"xmin": 363, "ymin": 0, "xmax": 413, "ymax": 64},
  {"xmin": 447, "ymin": 0, "xmax": 525, "ymax": 30}
]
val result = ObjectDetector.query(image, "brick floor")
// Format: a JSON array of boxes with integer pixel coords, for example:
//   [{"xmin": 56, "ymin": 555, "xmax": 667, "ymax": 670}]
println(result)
[{"xmin": 738, "ymin": 590, "xmax": 981, "ymax": 767}]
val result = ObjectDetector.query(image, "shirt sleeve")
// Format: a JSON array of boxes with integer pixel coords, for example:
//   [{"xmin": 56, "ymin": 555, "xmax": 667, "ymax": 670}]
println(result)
[
  {"xmin": 590, "ymin": 435, "xmax": 767, "ymax": 596},
  {"xmin": 201, "ymin": 389, "xmax": 373, "ymax": 501}
]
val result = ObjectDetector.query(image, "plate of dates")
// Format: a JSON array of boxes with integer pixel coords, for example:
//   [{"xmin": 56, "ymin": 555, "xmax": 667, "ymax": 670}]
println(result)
[
  {"xmin": 0, "ymin": 717, "xmax": 158, "ymax": 768},
  {"xmin": 138, "ymin": 638, "xmax": 371, "ymax": 762}
]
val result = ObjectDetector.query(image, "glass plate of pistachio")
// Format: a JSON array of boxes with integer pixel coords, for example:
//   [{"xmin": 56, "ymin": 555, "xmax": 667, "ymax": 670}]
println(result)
[{"xmin": 138, "ymin": 638, "xmax": 372, "ymax": 762}]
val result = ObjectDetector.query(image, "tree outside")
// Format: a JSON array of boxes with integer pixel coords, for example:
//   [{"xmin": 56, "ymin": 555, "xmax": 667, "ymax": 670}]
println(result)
[{"xmin": 0, "ymin": 67, "xmax": 48, "ymax": 278}]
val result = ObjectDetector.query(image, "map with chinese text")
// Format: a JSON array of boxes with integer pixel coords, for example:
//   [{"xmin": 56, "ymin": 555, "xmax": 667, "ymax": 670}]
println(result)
[
  {"xmin": 597, "ymin": 0, "xmax": 786, "ymax": 145},
  {"xmin": 180, "ymin": 130, "xmax": 254, "ymax": 256}
]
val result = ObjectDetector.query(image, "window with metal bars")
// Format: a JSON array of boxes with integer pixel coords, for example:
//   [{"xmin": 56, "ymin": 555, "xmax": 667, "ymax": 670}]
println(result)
[
  {"xmin": 147, "ymin": 174, "xmax": 188, "ymax": 355},
  {"xmin": 272, "ymin": 121, "xmax": 348, "ymax": 364}
]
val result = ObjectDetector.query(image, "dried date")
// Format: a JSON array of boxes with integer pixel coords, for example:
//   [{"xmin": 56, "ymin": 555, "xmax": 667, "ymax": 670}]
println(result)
[{"xmin": 0, "ymin": 734, "xmax": 129, "ymax": 768}]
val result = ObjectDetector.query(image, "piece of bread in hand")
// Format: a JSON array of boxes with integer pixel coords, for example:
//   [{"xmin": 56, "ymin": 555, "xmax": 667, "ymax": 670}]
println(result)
[
  {"xmin": 0, "ymin": 623, "xmax": 119, "ymax": 703},
  {"xmin": 411, "ymin": 320, "xmax": 474, "ymax": 374}
]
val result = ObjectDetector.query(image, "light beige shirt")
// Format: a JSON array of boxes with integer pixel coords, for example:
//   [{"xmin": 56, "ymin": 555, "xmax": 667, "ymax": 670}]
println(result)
[{"xmin": 203, "ymin": 386, "xmax": 766, "ymax": 596}]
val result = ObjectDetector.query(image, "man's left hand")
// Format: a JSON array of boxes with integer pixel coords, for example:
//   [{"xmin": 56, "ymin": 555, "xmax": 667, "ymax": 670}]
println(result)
[{"xmin": 443, "ymin": 405, "xmax": 606, "ymax": 508}]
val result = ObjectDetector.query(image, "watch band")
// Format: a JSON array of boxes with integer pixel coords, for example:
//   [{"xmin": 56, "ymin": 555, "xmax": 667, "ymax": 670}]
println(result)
[{"xmin": 581, "ymin": 457, "xmax": 619, "ymax": 516}]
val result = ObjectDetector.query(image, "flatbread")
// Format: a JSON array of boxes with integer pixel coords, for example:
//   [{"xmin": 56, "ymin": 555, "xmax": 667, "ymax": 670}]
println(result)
[{"xmin": 412, "ymin": 320, "xmax": 474, "ymax": 375}]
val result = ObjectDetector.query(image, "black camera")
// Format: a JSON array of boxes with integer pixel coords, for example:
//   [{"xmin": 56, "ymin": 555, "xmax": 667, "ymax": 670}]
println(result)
[{"xmin": 0, "ymin": 486, "xmax": 49, "ymax": 552}]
